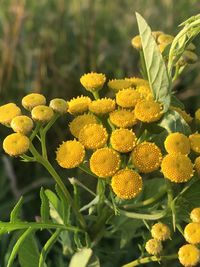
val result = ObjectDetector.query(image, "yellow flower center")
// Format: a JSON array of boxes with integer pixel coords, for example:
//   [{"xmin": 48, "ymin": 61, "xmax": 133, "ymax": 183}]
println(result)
[
  {"xmin": 116, "ymin": 88, "xmax": 142, "ymax": 108},
  {"xmin": 49, "ymin": 98, "xmax": 68, "ymax": 114},
  {"xmin": 145, "ymin": 239, "xmax": 163, "ymax": 256},
  {"xmin": 184, "ymin": 222, "xmax": 200, "ymax": 245},
  {"xmin": 89, "ymin": 98, "xmax": 115, "ymax": 115},
  {"xmin": 151, "ymin": 222, "xmax": 171, "ymax": 241},
  {"xmin": 3, "ymin": 133, "xmax": 30, "ymax": 157},
  {"xmin": 111, "ymin": 169, "xmax": 143, "ymax": 199},
  {"xmin": 11, "ymin": 115, "xmax": 34, "ymax": 135},
  {"xmin": 190, "ymin": 208, "xmax": 200, "ymax": 223},
  {"xmin": 189, "ymin": 133, "xmax": 200, "ymax": 153},
  {"xmin": 164, "ymin": 132, "xmax": 190, "ymax": 155},
  {"xmin": 131, "ymin": 142, "xmax": 162, "ymax": 173},
  {"xmin": 80, "ymin": 72, "xmax": 106, "ymax": 92},
  {"xmin": 31, "ymin": 105, "xmax": 54, "ymax": 123},
  {"xmin": 109, "ymin": 109, "xmax": 137, "ymax": 128}
]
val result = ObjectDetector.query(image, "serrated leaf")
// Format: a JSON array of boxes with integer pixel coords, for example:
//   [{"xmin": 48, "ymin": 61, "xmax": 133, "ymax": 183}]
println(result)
[
  {"xmin": 10, "ymin": 196, "xmax": 23, "ymax": 222},
  {"xmin": 69, "ymin": 248, "xmax": 93, "ymax": 267},
  {"xmin": 158, "ymin": 110, "xmax": 191, "ymax": 135},
  {"xmin": 45, "ymin": 189, "xmax": 63, "ymax": 224},
  {"xmin": 7, "ymin": 227, "xmax": 34, "ymax": 267},
  {"xmin": 40, "ymin": 187, "xmax": 50, "ymax": 223},
  {"xmin": 136, "ymin": 12, "xmax": 171, "ymax": 112},
  {"xmin": 18, "ymin": 232, "xmax": 41, "ymax": 267}
]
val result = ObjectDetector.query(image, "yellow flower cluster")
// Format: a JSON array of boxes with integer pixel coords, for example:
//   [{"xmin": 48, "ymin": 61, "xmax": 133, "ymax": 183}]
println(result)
[
  {"xmin": 0, "ymin": 93, "xmax": 68, "ymax": 157},
  {"xmin": 178, "ymin": 208, "xmax": 200, "ymax": 267},
  {"xmin": 145, "ymin": 222, "xmax": 170, "ymax": 255}
]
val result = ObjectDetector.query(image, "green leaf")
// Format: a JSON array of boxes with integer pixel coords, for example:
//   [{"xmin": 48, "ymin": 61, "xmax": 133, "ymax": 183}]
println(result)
[
  {"xmin": 39, "ymin": 229, "xmax": 61, "ymax": 267},
  {"xmin": 136, "ymin": 12, "xmax": 171, "ymax": 112},
  {"xmin": 170, "ymin": 95, "xmax": 185, "ymax": 109},
  {"xmin": 158, "ymin": 110, "xmax": 191, "ymax": 135},
  {"xmin": 40, "ymin": 187, "xmax": 50, "ymax": 223},
  {"xmin": 55, "ymin": 184, "xmax": 71, "ymax": 225},
  {"xmin": 88, "ymin": 255, "xmax": 100, "ymax": 267},
  {"xmin": 45, "ymin": 189, "xmax": 63, "ymax": 224},
  {"xmin": 10, "ymin": 196, "xmax": 23, "ymax": 222},
  {"xmin": 69, "ymin": 248, "xmax": 93, "ymax": 267},
  {"xmin": 7, "ymin": 227, "xmax": 34, "ymax": 267},
  {"xmin": 18, "ymin": 233, "xmax": 40, "ymax": 267}
]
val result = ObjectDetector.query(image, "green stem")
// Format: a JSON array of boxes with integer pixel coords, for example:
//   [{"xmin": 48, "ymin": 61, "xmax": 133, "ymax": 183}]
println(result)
[
  {"xmin": 119, "ymin": 209, "xmax": 167, "ymax": 220},
  {"xmin": 40, "ymin": 128, "xmax": 48, "ymax": 160},
  {"xmin": 69, "ymin": 177, "xmax": 96, "ymax": 197},
  {"xmin": 79, "ymin": 163, "xmax": 98, "ymax": 178},
  {"xmin": 122, "ymin": 187, "xmax": 166, "ymax": 209},
  {"xmin": 92, "ymin": 91, "xmax": 100, "ymax": 100},
  {"xmin": 122, "ymin": 254, "xmax": 177, "ymax": 267},
  {"xmin": 29, "ymin": 144, "xmax": 86, "ymax": 230},
  {"xmin": 30, "ymin": 122, "xmax": 42, "ymax": 141},
  {"xmin": 166, "ymin": 180, "xmax": 176, "ymax": 230}
]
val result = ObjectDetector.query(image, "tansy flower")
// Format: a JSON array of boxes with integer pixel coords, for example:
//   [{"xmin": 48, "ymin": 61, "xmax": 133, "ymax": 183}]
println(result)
[
  {"xmin": 78, "ymin": 123, "xmax": 108, "ymax": 150},
  {"xmin": 189, "ymin": 133, "xmax": 200, "ymax": 154},
  {"xmin": 49, "ymin": 98, "xmax": 68, "ymax": 114},
  {"xmin": 131, "ymin": 142, "xmax": 162, "ymax": 173},
  {"xmin": 107, "ymin": 79, "xmax": 132, "ymax": 92},
  {"xmin": 11, "ymin": 115, "xmax": 34, "ymax": 135},
  {"xmin": 161, "ymin": 154, "xmax": 193, "ymax": 183},
  {"xmin": 109, "ymin": 109, "xmax": 137, "ymax": 128},
  {"xmin": 111, "ymin": 169, "xmax": 143, "ymax": 199},
  {"xmin": 145, "ymin": 239, "xmax": 163, "ymax": 256},
  {"xmin": 190, "ymin": 208, "xmax": 200, "ymax": 223},
  {"xmin": 157, "ymin": 34, "xmax": 174, "ymax": 44},
  {"xmin": 110, "ymin": 128, "xmax": 137, "ymax": 153},
  {"xmin": 0, "ymin": 103, "xmax": 21, "ymax": 126},
  {"xmin": 131, "ymin": 35, "xmax": 142, "ymax": 50},
  {"xmin": 178, "ymin": 244, "xmax": 200, "ymax": 267},
  {"xmin": 31, "ymin": 105, "xmax": 54, "ymax": 123},
  {"xmin": 134, "ymin": 99, "xmax": 163, "ymax": 123},
  {"xmin": 56, "ymin": 140, "xmax": 85, "ymax": 169},
  {"xmin": 22, "ymin": 93, "xmax": 46, "ymax": 111},
  {"xmin": 151, "ymin": 222, "xmax": 171, "ymax": 241},
  {"xmin": 152, "ymin": 31, "xmax": 163, "ymax": 40},
  {"xmin": 195, "ymin": 108, "xmax": 200, "ymax": 121},
  {"xmin": 170, "ymin": 106, "xmax": 193, "ymax": 124},
  {"xmin": 67, "ymin": 96, "xmax": 91, "ymax": 115},
  {"xmin": 69, "ymin": 114, "xmax": 97, "ymax": 138},
  {"xmin": 164, "ymin": 132, "xmax": 190, "ymax": 155},
  {"xmin": 89, "ymin": 98, "xmax": 115, "ymax": 115},
  {"xmin": 158, "ymin": 43, "xmax": 168, "ymax": 53},
  {"xmin": 135, "ymin": 85, "xmax": 153, "ymax": 100},
  {"xmin": 184, "ymin": 222, "xmax": 200, "ymax": 244},
  {"xmin": 116, "ymin": 88, "xmax": 142, "ymax": 108},
  {"xmin": 3, "ymin": 133, "xmax": 30, "ymax": 156},
  {"xmin": 194, "ymin": 156, "xmax": 200, "ymax": 176},
  {"xmin": 90, "ymin": 148, "xmax": 121, "ymax": 178},
  {"xmin": 80, "ymin": 72, "xmax": 106, "ymax": 92},
  {"xmin": 125, "ymin": 77, "xmax": 149, "ymax": 88}
]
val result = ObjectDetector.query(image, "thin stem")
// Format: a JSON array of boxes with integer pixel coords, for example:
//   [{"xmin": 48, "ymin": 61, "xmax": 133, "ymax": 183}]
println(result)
[
  {"xmin": 69, "ymin": 177, "xmax": 96, "ymax": 197},
  {"xmin": 119, "ymin": 209, "xmax": 167, "ymax": 220},
  {"xmin": 40, "ymin": 128, "xmax": 48, "ymax": 160},
  {"xmin": 29, "ymin": 144, "xmax": 86, "ymax": 230},
  {"xmin": 122, "ymin": 254, "xmax": 177, "ymax": 267},
  {"xmin": 92, "ymin": 91, "xmax": 99, "ymax": 100},
  {"xmin": 122, "ymin": 187, "xmax": 166, "ymax": 209},
  {"xmin": 30, "ymin": 122, "xmax": 42, "ymax": 141}
]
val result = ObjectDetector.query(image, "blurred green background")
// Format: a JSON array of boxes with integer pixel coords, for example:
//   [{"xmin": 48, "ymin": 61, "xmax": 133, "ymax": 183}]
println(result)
[{"xmin": 0, "ymin": 0, "xmax": 200, "ymax": 266}]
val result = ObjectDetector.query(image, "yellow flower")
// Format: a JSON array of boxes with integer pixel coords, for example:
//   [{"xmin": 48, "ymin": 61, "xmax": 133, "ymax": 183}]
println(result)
[
  {"xmin": 184, "ymin": 222, "xmax": 200, "ymax": 245},
  {"xmin": 11, "ymin": 115, "xmax": 34, "ymax": 135},
  {"xmin": 190, "ymin": 208, "xmax": 200, "ymax": 223},
  {"xmin": 125, "ymin": 77, "xmax": 149, "ymax": 88},
  {"xmin": 131, "ymin": 142, "xmax": 162, "ymax": 173},
  {"xmin": 145, "ymin": 239, "xmax": 163, "ymax": 256},
  {"xmin": 78, "ymin": 123, "xmax": 108, "ymax": 150},
  {"xmin": 69, "ymin": 114, "xmax": 97, "ymax": 138},
  {"xmin": 56, "ymin": 140, "xmax": 85, "ymax": 169},
  {"xmin": 194, "ymin": 156, "xmax": 200, "ymax": 176},
  {"xmin": 152, "ymin": 31, "xmax": 163, "ymax": 40},
  {"xmin": 110, "ymin": 128, "xmax": 137, "ymax": 153},
  {"xmin": 22, "ymin": 93, "xmax": 46, "ymax": 111},
  {"xmin": 158, "ymin": 43, "xmax": 168, "ymax": 53},
  {"xmin": 90, "ymin": 148, "xmax": 121, "ymax": 178},
  {"xmin": 0, "ymin": 103, "xmax": 21, "ymax": 126},
  {"xmin": 161, "ymin": 154, "xmax": 193, "ymax": 183},
  {"xmin": 107, "ymin": 79, "xmax": 132, "ymax": 92},
  {"xmin": 134, "ymin": 99, "xmax": 163, "ymax": 123},
  {"xmin": 3, "ymin": 133, "xmax": 30, "ymax": 156},
  {"xmin": 89, "ymin": 98, "xmax": 115, "ymax": 115},
  {"xmin": 80, "ymin": 72, "xmax": 106, "ymax": 92},
  {"xmin": 31, "ymin": 105, "xmax": 54, "ymax": 123},
  {"xmin": 151, "ymin": 222, "xmax": 171, "ymax": 241},
  {"xmin": 49, "ymin": 98, "xmax": 68, "ymax": 114},
  {"xmin": 164, "ymin": 132, "xmax": 190, "ymax": 155},
  {"xmin": 109, "ymin": 109, "xmax": 137, "ymax": 128},
  {"xmin": 68, "ymin": 96, "xmax": 91, "ymax": 115},
  {"xmin": 131, "ymin": 35, "xmax": 142, "ymax": 50},
  {"xmin": 170, "ymin": 106, "xmax": 193, "ymax": 124},
  {"xmin": 157, "ymin": 34, "xmax": 174, "ymax": 44},
  {"xmin": 178, "ymin": 244, "xmax": 200, "ymax": 267},
  {"xmin": 189, "ymin": 133, "xmax": 200, "ymax": 154},
  {"xmin": 135, "ymin": 85, "xmax": 153, "ymax": 100},
  {"xmin": 116, "ymin": 88, "xmax": 142, "ymax": 108},
  {"xmin": 111, "ymin": 169, "xmax": 143, "ymax": 199}
]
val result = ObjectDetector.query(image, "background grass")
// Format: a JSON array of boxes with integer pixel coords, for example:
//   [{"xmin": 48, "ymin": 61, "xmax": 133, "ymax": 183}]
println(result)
[{"xmin": 0, "ymin": 0, "xmax": 200, "ymax": 266}]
